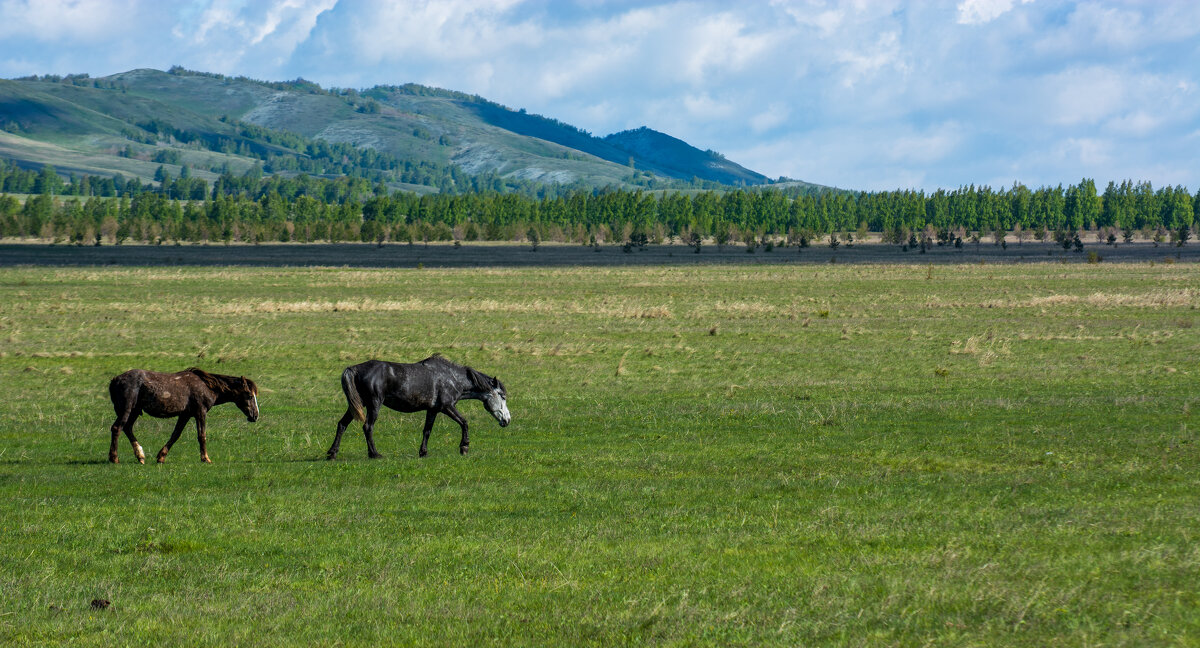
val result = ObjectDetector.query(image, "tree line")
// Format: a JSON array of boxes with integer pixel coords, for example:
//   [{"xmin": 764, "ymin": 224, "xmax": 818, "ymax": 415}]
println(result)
[{"xmin": 1, "ymin": 166, "xmax": 1194, "ymax": 246}]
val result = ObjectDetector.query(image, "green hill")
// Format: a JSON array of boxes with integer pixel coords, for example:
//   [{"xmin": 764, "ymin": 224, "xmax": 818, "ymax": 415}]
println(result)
[{"xmin": 0, "ymin": 68, "xmax": 803, "ymax": 194}]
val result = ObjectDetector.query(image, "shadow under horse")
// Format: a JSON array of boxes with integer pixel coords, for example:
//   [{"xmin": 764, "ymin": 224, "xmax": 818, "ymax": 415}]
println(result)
[
  {"xmin": 107, "ymin": 368, "xmax": 259, "ymax": 464},
  {"xmin": 327, "ymin": 355, "xmax": 510, "ymax": 459}
]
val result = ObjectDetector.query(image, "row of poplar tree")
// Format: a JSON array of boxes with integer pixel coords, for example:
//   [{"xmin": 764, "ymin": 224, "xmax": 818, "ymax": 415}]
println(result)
[{"xmin": 0, "ymin": 164, "xmax": 1194, "ymax": 245}]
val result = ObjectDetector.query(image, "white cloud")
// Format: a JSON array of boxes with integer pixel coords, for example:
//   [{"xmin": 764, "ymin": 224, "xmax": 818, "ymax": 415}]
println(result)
[
  {"xmin": 771, "ymin": 0, "xmax": 844, "ymax": 35},
  {"xmin": 327, "ymin": 0, "xmax": 534, "ymax": 64},
  {"xmin": 1, "ymin": 1, "xmax": 1197, "ymax": 190},
  {"xmin": 835, "ymin": 31, "xmax": 908, "ymax": 88},
  {"xmin": 1037, "ymin": 1, "xmax": 1200, "ymax": 57},
  {"xmin": 0, "ymin": 0, "xmax": 137, "ymax": 41},
  {"xmin": 182, "ymin": 0, "xmax": 337, "ymax": 64},
  {"xmin": 1045, "ymin": 66, "xmax": 1127, "ymax": 126},
  {"xmin": 1059, "ymin": 137, "xmax": 1111, "ymax": 167},
  {"xmin": 956, "ymin": 0, "xmax": 1034, "ymax": 26},
  {"xmin": 888, "ymin": 123, "xmax": 963, "ymax": 165},
  {"xmin": 682, "ymin": 93, "xmax": 736, "ymax": 120},
  {"xmin": 678, "ymin": 13, "xmax": 775, "ymax": 85},
  {"xmin": 1104, "ymin": 111, "xmax": 1160, "ymax": 136},
  {"xmin": 749, "ymin": 103, "xmax": 790, "ymax": 134}
]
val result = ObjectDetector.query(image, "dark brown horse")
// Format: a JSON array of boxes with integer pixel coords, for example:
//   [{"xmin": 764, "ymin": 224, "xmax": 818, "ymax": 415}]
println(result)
[{"xmin": 107, "ymin": 368, "xmax": 259, "ymax": 464}]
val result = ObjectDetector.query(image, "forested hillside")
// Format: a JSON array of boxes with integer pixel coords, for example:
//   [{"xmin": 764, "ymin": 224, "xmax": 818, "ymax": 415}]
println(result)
[
  {"xmin": 0, "ymin": 67, "xmax": 788, "ymax": 195},
  {"xmin": 604, "ymin": 127, "xmax": 768, "ymax": 186}
]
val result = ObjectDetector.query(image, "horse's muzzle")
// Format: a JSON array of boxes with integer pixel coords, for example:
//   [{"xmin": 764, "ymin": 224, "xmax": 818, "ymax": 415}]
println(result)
[{"xmin": 247, "ymin": 415, "xmax": 259, "ymax": 423}]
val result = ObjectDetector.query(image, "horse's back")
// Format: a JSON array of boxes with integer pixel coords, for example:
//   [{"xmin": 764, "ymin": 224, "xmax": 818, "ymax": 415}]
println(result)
[
  {"xmin": 352, "ymin": 359, "xmax": 430, "ymax": 381},
  {"xmin": 110, "ymin": 368, "xmax": 183, "ymax": 390},
  {"xmin": 349, "ymin": 359, "xmax": 443, "ymax": 411},
  {"xmin": 108, "ymin": 369, "xmax": 199, "ymax": 416}
]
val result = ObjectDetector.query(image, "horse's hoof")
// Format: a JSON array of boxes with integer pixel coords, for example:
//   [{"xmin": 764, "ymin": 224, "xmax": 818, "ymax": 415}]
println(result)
[
  {"xmin": 201, "ymin": 457, "xmax": 212, "ymax": 464},
  {"xmin": 325, "ymin": 453, "xmax": 337, "ymax": 461},
  {"xmin": 134, "ymin": 444, "xmax": 145, "ymax": 464},
  {"xmin": 418, "ymin": 450, "xmax": 428, "ymax": 458},
  {"xmin": 109, "ymin": 456, "xmax": 119, "ymax": 464},
  {"xmin": 460, "ymin": 445, "xmax": 469, "ymax": 455},
  {"xmin": 368, "ymin": 452, "xmax": 383, "ymax": 459}
]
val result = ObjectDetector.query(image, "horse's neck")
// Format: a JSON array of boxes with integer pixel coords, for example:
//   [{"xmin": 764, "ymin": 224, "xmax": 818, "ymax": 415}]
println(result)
[
  {"xmin": 457, "ymin": 368, "xmax": 486, "ymax": 400},
  {"xmin": 204, "ymin": 378, "xmax": 235, "ymax": 403}
]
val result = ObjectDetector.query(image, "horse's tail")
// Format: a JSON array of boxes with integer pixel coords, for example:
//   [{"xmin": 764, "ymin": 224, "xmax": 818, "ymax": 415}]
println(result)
[{"xmin": 341, "ymin": 367, "xmax": 365, "ymax": 422}]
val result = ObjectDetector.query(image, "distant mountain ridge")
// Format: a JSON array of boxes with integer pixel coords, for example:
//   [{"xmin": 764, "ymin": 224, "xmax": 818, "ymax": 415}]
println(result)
[
  {"xmin": 0, "ymin": 68, "xmax": 814, "ymax": 194},
  {"xmin": 604, "ymin": 127, "xmax": 768, "ymax": 186}
]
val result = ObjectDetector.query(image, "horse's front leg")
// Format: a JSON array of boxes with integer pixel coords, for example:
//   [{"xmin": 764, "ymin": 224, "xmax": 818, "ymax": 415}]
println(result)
[
  {"xmin": 157, "ymin": 415, "xmax": 191, "ymax": 463},
  {"xmin": 442, "ymin": 405, "xmax": 469, "ymax": 455},
  {"xmin": 196, "ymin": 412, "xmax": 211, "ymax": 463},
  {"xmin": 418, "ymin": 410, "xmax": 438, "ymax": 458}
]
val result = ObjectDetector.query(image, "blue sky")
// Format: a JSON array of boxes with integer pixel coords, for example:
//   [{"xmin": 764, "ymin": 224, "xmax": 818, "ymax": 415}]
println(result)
[{"xmin": 1, "ymin": 0, "xmax": 1197, "ymax": 191}]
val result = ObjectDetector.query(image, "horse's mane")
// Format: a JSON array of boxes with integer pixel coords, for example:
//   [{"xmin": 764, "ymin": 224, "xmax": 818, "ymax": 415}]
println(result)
[
  {"xmin": 463, "ymin": 367, "xmax": 492, "ymax": 391},
  {"xmin": 187, "ymin": 368, "xmax": 254, "ymax": 394},
  {"xmin": 420, "ymin": 355, "xmax": 495, "ymax": 393}
]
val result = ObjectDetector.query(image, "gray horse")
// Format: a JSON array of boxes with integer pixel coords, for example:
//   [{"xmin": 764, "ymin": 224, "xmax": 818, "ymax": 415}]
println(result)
[{"xmin": 326, "ymin": 355, "xmax": 510, "ymax": 460}]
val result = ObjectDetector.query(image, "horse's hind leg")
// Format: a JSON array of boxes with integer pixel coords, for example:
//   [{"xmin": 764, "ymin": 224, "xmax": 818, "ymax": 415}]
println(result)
[
  {"xmin": 363, "ymin": 402, "xmax": 382, "ymax": 459},
  {"xmin": 108, "ymin": 418, "xmax": 123, "ymax": 464},
  {"xmin": 122, "ymin": 412, "xmax": 146, "ymax": 464},
  {"xmin": 109, "ymin": 409, "xmax": 140, "ymax": 464},
  {"xmin": 156, "ymin": 415, "xmax": 190, "ymax": 463},
  {"xmin": 326, "ymin": 409, "xmax": 355, "ymax": 460}
]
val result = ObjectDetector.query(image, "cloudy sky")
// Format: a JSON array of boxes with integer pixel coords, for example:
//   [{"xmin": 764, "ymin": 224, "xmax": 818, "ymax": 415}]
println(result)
[{"xmin": 1, "ymin": 0, "xmax": 1197, "ymax": 191}]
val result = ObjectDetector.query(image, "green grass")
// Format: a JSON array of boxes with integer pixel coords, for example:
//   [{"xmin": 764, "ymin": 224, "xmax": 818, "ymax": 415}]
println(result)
[{"xmin": 0, "ymin": 262, "xmax": 1198, "ymax": 646}]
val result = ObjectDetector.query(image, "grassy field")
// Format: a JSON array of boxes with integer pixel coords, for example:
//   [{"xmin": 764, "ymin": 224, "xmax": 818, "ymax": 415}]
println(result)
[{"xmin": 0, "ymin": 260, "xmax": 1197, "ymax": 646}]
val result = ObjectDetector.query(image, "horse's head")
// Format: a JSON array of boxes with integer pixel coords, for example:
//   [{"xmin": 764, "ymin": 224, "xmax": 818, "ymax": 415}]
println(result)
[
  {"xmin": 482, "ymin": 376, "xmax": 510, "ymax": 427},
  {"xmin": 234, "ymin": 376, "xmax": 259, "ymax": 423}
]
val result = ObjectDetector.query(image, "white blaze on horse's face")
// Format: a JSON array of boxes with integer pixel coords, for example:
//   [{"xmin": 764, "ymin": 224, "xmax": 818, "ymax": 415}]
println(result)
[
  {"xmin": 486, "ymin": 389, "xmax": 510, "ymax": 427},
  {"xmin": 242, "ymin": 391, "xmax": 260, "ymax": 423}
]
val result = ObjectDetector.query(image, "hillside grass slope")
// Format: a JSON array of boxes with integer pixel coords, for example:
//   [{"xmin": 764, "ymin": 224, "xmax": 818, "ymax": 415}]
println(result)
[{"xmin": 0, "ymin": 69, "xmax": 796, "ymax": 193}]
